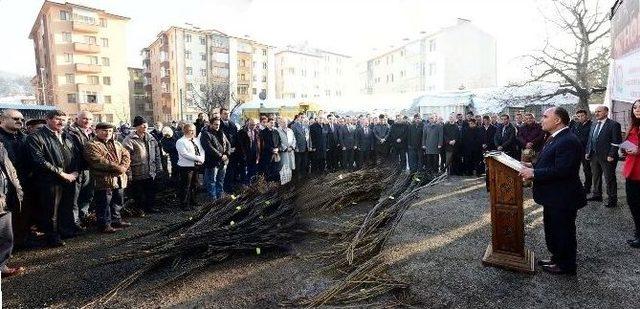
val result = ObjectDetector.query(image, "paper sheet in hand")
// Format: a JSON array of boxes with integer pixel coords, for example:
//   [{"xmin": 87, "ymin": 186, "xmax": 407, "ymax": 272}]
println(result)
[{"xmin": 612, "ymin": 141, "xmax": 638, "ymax": 152}]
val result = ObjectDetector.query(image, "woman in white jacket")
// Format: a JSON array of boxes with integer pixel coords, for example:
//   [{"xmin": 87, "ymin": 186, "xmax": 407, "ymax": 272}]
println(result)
[
  {"xmin": 176, "ymin": 124, "xmax": 205, "ymax": 210},
  {"xmin": 276, "ymin": 117, "xmax": 296, "ymax": 185}
]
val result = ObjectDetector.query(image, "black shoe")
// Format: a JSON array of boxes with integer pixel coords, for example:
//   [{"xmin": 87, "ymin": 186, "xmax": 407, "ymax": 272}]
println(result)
[
  {"xmin": 47, "ymin": 236, "xmax": 65, "ymax": 248},
  {"xmin": 542, "ymin": 264, "xmax": 576, "ymax": 275},
  {"xmin": 537, "ymin": 259, "xmax": 554, "ymax": 266},
  {"xmin": 586, "ymin": 195, "xmax": 603, "ymax": 202},
  {"xmin": 145, "ymin": 208, "xmax": 161, "ymax": 214},
  {"xmin": 628, "ymin": 238, "xmax": 640, "ymax": 248}
]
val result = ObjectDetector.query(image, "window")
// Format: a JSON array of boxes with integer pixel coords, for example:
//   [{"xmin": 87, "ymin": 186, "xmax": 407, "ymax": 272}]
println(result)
[
  {"xmin": 201, "ymin": 69, "xmax": 207, "ymax": 77},
  {"xmin": 429, "ymin": 39, "xmax": 436, "ymax": 52},
  {"xmin": 186, "ymin": 67, "xmax": 193, "ymax": 75},
  {"xmin": 212, "ymin": 52, "xmax": 228, "ymax": 63},
  {"xmin": 252, "ymin": 76, "xmax": 257, "ymax": 82},
  {"xmin": 62, "ymin": 32, "xmax": 72, "ymax": 42},
  {"xmin": 64, "ymin": 53, "xmax": 73, "ymax": 63},
  {"xmin": 186, "ymin": 114, "xmax": 193, "ymax": 121},
  {"xmin": 201, "ymin": 53, "xmax": 206, "ymax": 61},
  {"xmin": 86, "ymin": 91, "xmax": 97, "ymax": 103},
  {"xmin": 200, "ymin": 36, "xmax": 206, "ymax": 45},
  {"xmin": 88, "ymin": 76, "xmax": 99, "ymax": 85},
  {"xmin": 200, "ymin": 84, "xmax": 207, "ymax": 92},
  {"xmin": 240, "ymin": 73, "xmax": 246, "ymax": 81},
  {"xmin": 101, "ymin": 38, "xmax": 109, "ymax": 47},
  {"xmin": 99, "ymin": 18, "xmax": 107, "ymax": 27},
  {"xmin": 101, "ymin": 57, "xmax": 110, "ymax": 66},
  {"xmin": 288, "ymin": 68, "xmax": 294, "ymax": 74},
  {"xmin": 103, "ymin": 76, "xmax": 111, "ymax": 85},
  {"xmin": 185, "ymin": 34, "xmax": 191, "ymax": 42},
  {"xmin": 186, "ymin": 83, "xmax": 193, "ymax": 91},
  {"xmin": 60, "ymin": 11, "xmax": 70, "ymax": 21},
  {"xmin": 263, "ymin": 62, "xmax": 267, "ymax": 70},
  {"xmin": 262, "ymin": 76, "xmax": 266, "ymax": 82},
  {"xmin": 104, "ymin": 95, "xmax": 112, "ymax": 103},
  {"xmin": 88, "ymin": 56, "xmax": 98, "ymax": 65},
  {"xmin": 65, "ymin": 74, "xmax": 74, "ymax": 84},
  {"xmin": 134, "ymin": 82, "xmax": 143, "ymax": 89},
  {"xmin": 252, "ymin": 61, "xmax": 256, "ymax": 68},
  {"xmin": 185, "ymin": 50, "xmax": 191, "ymax": 59},
  {"xmin": 429, "ymin": 63, "xmax": 436, "ymax": 76},
  {"xmin": 325, "ymin": 89, "xmax": 331, "ymax": 96},
  {"xmin": 67, "ymin": 93, "xmax": 77, "ymax": 103},
  {"xmin": 262, "ymin": 49, "xmax": 267, "ymax": 56},
  {"xmin": 240, "ymin": 59, "xmax": 246, "ymax": 67},
  {"xmin": 252, "ymin": 88, "xmax": 257, "ymax": 94},
  {"xmin": 84, "ymin": 36, "xmax": 96, "ymax": 45},
  {"xmin": 106, "ymin": 114, "xmax": 113, "ymax": 122}
]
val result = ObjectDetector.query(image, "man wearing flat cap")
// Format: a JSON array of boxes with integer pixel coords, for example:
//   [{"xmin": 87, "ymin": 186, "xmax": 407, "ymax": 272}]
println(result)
[{"xmin": 84, "ymin": 123, "xmax": 131, "ymax": 233}]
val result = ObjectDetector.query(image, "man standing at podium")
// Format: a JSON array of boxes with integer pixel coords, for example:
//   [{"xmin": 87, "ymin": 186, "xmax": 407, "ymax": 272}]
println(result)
[{"xmin": 519, "ymin": 107, "xmax": 586, "ymax": 275}]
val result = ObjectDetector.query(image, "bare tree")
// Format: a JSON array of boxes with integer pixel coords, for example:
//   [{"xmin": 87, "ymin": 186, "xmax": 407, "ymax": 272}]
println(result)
[
  {"xmin": 189, "ymin": 81, "xmax": 245, "ymax": 118},
  {"xmin": 513, "ymin": 0, "xmax": 610, "ymax": 112}
]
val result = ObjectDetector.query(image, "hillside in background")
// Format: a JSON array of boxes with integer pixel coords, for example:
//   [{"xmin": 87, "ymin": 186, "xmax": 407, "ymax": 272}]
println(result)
[{"xmin": 0, "ymin": 71, "xmax": 34, "ymax": 98}]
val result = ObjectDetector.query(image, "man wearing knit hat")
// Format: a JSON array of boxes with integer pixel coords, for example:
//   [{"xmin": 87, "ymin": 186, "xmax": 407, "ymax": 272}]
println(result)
[{"xmin": 122, "ymin": 116, "xmax": 162, "ymax": 215}]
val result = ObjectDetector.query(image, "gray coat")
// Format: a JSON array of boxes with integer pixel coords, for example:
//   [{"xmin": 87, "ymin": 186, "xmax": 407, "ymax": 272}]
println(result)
[
  {"xmin": 122, "ymin": 132, "xmax": 162, "ymax": 180},
  {"xmin": 291, "ymin": 122, "xmax": 309, "ymax": 152},
  {"xmin": 0, "ymin": 143, "xmax": 23, "ymax": 214},
  {"xmin": 422, "ymin": 123, "xmax": 443, "ymax": 155},
  {"xmin": 373, "ymin": 124, "xmax": 390, "ymax": 143}
]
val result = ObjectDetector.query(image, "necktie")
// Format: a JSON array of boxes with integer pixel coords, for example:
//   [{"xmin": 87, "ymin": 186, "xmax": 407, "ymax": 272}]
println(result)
[
  {"xmin": 190, "ymin": 138, "xmax": 200, "ymax": 156},
  {"xmin": 592, "ymin": 121, "xmax": 602, "ymax": 144}
]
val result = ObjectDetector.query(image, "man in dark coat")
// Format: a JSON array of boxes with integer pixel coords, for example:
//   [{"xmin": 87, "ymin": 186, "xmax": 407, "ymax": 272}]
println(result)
[
  {"xmin": 406, "ymin": 114, "xmax": 424, "ymax": 172},
  {"xmin": 258, "ymin": 117, "xmax": 281, "ymax": 183},
  {"xmin": 338, "ymin": 117, "xmax": 357, "ymax": 170},
  {"xmin": 200, "ymin": 117, "xmax": 231, "ymax": 199},
  {"xmin": 520, "ymin": 107, "xmax": 586, "ymax": 275},
  {"xmin": 570, "ymin": 109, "xmax": 592, "ymax": 194},
  {"xmin": 194, "ymin": 113, "xmax": 206, "ymax": 135},
  {"xmin": 461, "ymin": 119, "xmax": 483, "ymax": 176},
  {"xmin": 25, "ymin": 110, "xmax": 80, "ymax": 246},
  {"xmin": 442, "ymin": 115, "xmax": 460, "ymax": 174},
  {"xmin": 309, "ymin": 117, "xmax": 327, "ymax": 173},
  {"xmin": 220, "ymin": 108, "xmax": 240, "ymax": 193},
  {"xmin": 516, "ymin": 113, "xmax": 545, "ymax": 162},
  {"xmin": 373, "ymin": 115, "xmax": 391, "ymax": 164},
  {"xmin": 0, "ymin": 109, "xmax": 30, "ymax": 248},
  {"xmin": 480, "ymin": 115, "xmax": 496, "ymax": 152},
  {"xmin": 238, "ymin": 118, "xmax": 261, "ymax": 184},
  {"xmin": 494, "ymin": 114, "xmax": 517, "ymax": 158},
  {"xmin": 585, "ymin": 105, "xmax": 622, "ymax": 208},
  {"xmin": 355, "ymin": 118, "xmax": 374, "ymax": 169},
  {"xmin": 389, "ymin": 115, "xmax": 408, "ymax": 170},
  {"xmin": 325, "ymin": 115, "xmax": 340, "ymax": 172}
]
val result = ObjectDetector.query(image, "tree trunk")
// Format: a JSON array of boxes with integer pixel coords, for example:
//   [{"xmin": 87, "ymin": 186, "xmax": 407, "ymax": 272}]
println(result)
[{"xmin": 577, "ymin": 93, "xmax": 590, "ymax": 116}]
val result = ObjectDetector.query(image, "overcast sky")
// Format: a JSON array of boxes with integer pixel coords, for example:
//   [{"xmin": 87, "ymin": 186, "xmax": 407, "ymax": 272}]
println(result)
[{"xmin": 0, "ymin": 0, "xmax": 553, "ymax": 85}]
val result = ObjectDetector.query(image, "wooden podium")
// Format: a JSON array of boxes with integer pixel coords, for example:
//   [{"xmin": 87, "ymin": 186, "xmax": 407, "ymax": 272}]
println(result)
[{"xmin": 482, "ymin": 152, "xmax": 535, "ymax": 274}]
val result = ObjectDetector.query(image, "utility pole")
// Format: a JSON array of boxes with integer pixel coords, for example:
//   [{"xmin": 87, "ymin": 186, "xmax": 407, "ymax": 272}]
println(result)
[{"xmin": 39, "ymin": 67, "xmax": 47, "ymax": 105}]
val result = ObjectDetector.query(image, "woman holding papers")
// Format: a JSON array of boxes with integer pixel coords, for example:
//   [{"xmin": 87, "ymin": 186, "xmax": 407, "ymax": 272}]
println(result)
[{"xmin": 623, "ymin": 100, "xmax": 640, "ymax": 249}]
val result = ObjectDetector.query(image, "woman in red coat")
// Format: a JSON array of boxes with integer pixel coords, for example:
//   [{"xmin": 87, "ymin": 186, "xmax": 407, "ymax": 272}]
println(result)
[{"xmin": 623, "ymin": 100, "xmax": 640, "ymax": 248}]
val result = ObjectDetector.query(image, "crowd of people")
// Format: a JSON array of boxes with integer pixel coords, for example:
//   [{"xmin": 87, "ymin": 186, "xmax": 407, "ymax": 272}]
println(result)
[{"xmin": 0, "ymin": 100, "xmax": 638, "ymax": 279}]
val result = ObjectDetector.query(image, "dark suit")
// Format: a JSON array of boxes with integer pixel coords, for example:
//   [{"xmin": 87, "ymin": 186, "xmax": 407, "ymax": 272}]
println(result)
[
  {"xmin": 570, "ymin": 120, "xmax": 592, "ymax": 192},
  {"xmin": 337, "ymin": 124, "xmax": 356, "ymax": 170},
  {"xmin": 355, "ymin": 125, "xmax": 374, "ymax": 169},
  {"xmin": 586, "ymin": 118, "xmax": 622, "ymax": 204},
  {"xmin": 533, "ymin": 128, "xmax": 586, "ymax": 271},
  {"xmin": 325, "ymin": 123, "xmax": 339, "ymax": 171},
  {"xmin": 494, "ymin": 123, "xmax": 517, "ymax": 158},
  {"xmin": 220, "ymin": 120, "xmax": 239, "ymax": 193},
  {"xmin": 309, "ymin": 123, "xmax": 326, "ymax": 173}
]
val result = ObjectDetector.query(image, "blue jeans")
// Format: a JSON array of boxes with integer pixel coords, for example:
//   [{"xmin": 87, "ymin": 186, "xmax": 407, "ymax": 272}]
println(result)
[
  {"xmin": 204, "ymin": 165, "xmax": 227, "ymax": 199},
  {"xmin": 73, "ymin": 170, "xmax": 93, "ymax": 224},
  {"xmin": 93, "ymin": 188, "xmax": 123, "ymax": 227}
]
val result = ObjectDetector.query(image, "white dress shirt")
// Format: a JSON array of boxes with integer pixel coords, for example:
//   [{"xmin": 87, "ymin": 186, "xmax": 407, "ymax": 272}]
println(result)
[{"xmin": 176, "ymin": 136, "xmax": 205, "ymax": 167}]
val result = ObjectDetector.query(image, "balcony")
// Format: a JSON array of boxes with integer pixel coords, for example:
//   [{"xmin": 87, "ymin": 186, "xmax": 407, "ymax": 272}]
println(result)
[
  {"xmin": 72, "ymin": 21, "xmax": 98, "ymax": 33},
  {"xmin": 143, "ymin": 67, "xmax": 151, "ymax": 75},
  {"xmin": 73, "ymin": 42, "xmax": 100, "ymax": 53},
  {"xmin": 75, "ymin": 63, "xmax": 102, "ymax": 73},
  {"xmin": 78, "ymin": 103, "xmax": 102, "ymax": 112},
  {"xmin": 77, "ymin": 83, "xmax": 102, "ymax": 93}
]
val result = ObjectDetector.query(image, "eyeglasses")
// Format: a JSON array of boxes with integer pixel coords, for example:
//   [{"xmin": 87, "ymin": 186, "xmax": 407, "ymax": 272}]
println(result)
[{"xmin": 12, "ymin": 117, "xmax": 24, "ymax": 122}]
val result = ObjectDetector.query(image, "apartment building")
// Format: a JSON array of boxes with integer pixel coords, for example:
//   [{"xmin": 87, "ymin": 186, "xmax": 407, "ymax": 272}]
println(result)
[
  {"xmin": 128, "ymin": 67, "xmax": 152, "ymax": 122},
  {"xmin": 363, "ymin": 18, "xmax": 497, "ymax": 95},
  {"xmin": 29, "ymin": 1, "xmax": 131, "ymax": 123},
  {"xmin": 275, "ymin": 43, "xmax": 355, "ymax": 100},
  {"xmin": 143, "ymin": 26, "xmax": 275, "ymax": 123}
]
